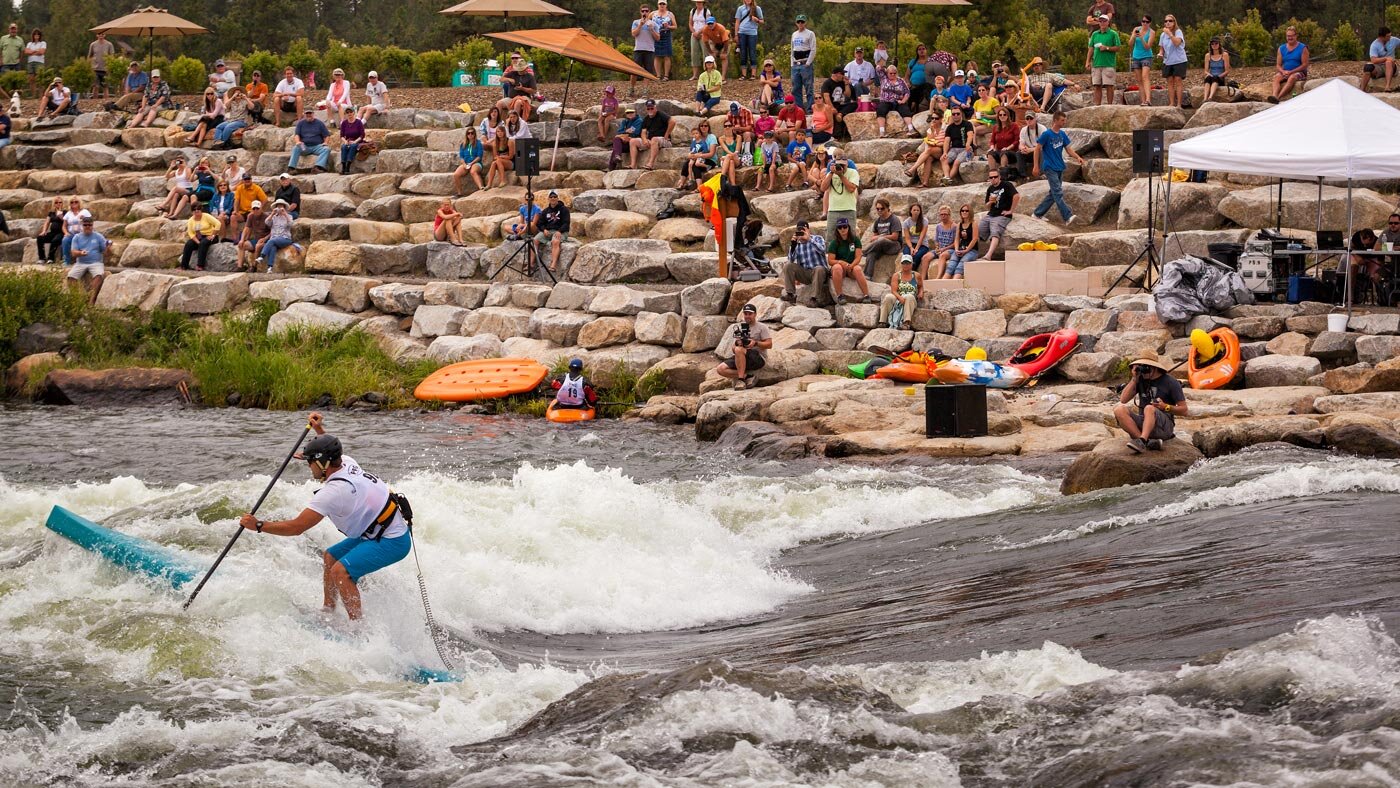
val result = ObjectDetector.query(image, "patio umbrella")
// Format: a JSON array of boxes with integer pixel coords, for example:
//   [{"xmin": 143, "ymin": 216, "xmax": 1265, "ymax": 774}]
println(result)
[
  {"xmin": 91, "ymin": 6, "xmax": 207, "ymax": 72},
  {"xmin": 488, "ymin": 27, "xmax": 658, "ymax": 171},
  {"xmin": 824, "ymin": 0, "xmax": 970, "ymax": 63},
  {"xmin": 440, "ymin": 0, "xmax": 572, "ymax": 21}
]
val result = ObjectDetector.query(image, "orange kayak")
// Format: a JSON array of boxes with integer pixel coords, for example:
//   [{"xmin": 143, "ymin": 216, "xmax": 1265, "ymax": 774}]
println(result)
[
  {"xmin": 1188, "ymin": 327, "xmax": 1241, "ymax": 390},
  {"xmin": 414, "ymin": 358, "xmax": 550, "ymax": 402},
  {"xmin": 546, "ymin": 402, "xmax": 597, "ymax": 423}
]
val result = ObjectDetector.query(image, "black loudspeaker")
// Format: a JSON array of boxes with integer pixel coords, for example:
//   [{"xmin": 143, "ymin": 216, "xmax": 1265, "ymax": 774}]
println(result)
[
  {"xmin": 925, "ymin": 384, "xmax": 989, "ymax": 438},
  {"xmin": 1132, "ymin": 128, "xmax": 1164, "ymax": 174},
  {"xmin": 514, "ymin": 137, "xmax": 540, "ymax": 177}
]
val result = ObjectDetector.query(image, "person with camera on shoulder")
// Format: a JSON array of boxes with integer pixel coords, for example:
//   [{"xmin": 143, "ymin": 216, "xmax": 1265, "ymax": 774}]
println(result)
[
  {"xmin": 1113, "ymin": 351, "xmax": 1188, "ymax": 453},
  {"xmin": 714, "ymin": 303, "xmax": 773, "ymax": 390}
]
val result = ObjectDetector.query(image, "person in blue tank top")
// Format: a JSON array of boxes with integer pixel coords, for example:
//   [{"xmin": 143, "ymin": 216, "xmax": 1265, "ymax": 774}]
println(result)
[
  {"xmin": 1270, "ymin": 26, "xmax": 1309, "ymax": 103},
  {"xmin": 239, "ymin": 413, "xmax": 412, "ymax": 621}
]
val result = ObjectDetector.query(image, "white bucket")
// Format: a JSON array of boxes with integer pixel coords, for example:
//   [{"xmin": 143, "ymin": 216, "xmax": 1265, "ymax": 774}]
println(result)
[{"xmin": 1327, "ymin": 313, "xmax": 1349, "ymax": 333}]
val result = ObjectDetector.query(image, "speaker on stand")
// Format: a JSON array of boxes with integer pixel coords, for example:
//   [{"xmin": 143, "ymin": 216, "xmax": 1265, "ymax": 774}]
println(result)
[
  {"xmin": 1105, "ymin": 129, "xmax": 1166, "ymax": 296},
  {"xmin": 486, "ymin": 138, "xmax": 555, "ymax": 283},
  {"xmin": 514, "ymin": 137, "xmax": 540, "ymax": 177}
]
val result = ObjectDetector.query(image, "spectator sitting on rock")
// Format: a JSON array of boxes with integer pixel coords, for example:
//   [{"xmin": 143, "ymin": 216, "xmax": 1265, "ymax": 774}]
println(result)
[
  {"xmin": 904, "ymin": 119, "xmax": 943, "ymax": 187},
  {"xmin": 114, "ymin": 61, "xmax": 149, "ymax": 112},
  {"xmin": 939, "ymin": 203, "xmax": 978, "ymax": 280},
  {"xmin": 1114, "ymin": 351, "xmax": 1187, "ymax": 453},
  {"xmin": 608, "ymin": 106, "xmax": 643, "ymax": 171},
  {"xmin": 903, "ymin": 202, "xmax": 932, "ymax": 272},
  {"xmin": 59, "ymin": 198, "xmax": 91, "ymax": 267},
  {"xmin": 598, "ymin": 84, "xmax": 619, "ymax": 144},
  {"xmin": 274, "ymin": 173, "xmax": 301, "ymax": 218},
  {"xmin": 1269, "ymin": 25, "xmax": 1309, "ymax": 103},
  {"xmin": 844, "ymin": 46, "xmax": 877, "ymax": 99},
  {"xmin": 0, "ymin": 107, "xmax": 9, "ymax": 150},
  {"xmin": 925, "ymin": 203, "xmax": 957, "ymax": 279},
  {"xmin": 1361, "ymin": 27, "xmax": 1398, "ymax": 93},
  {"xmin": 323, "ymin": 68, "xmax": 354, "ymax": 117},
  {"xmin": 823, "ymin": 217, "xmax": 870, "ymax": 305},
  {"xmin": 970, "ymin": 83, "xmax": 1000, "ymax": 142},
  {"xmin": 939, "ymin": 107, "xmax": 974, "ymax": 185},
  {"xmin": 288, "ymin": 108, "xmax": 332, "ymax": 173},
  {"xmin": 485, "ymin": 124, "xmax": 515, "ymax": 189},
  {"xmin": 273, "ymin": 67, "xmax": 305, "ymax": 126},
  {"xmin": 214, "ymin": 88, "xmax": 251, "ymax": 150},
  {"xmin": 261, "ymin": 199, "xmax": 300, "ymax": 272},
  {"xmin": 36, "ymin": 197, "xmax": 63, "ymax": 264},
  {"xmin": 780, "ymin": 219, "xmax": 830, "ymax": 306},
  {"xmin": 862, "ymin": 197, "xmax": 903, "ymax": 277},
  {"xmin": 66, "ymin": 216, "xmax": 107, "ymax": 305},
  {"xmin": 532, "ymin": 190, "xmax": 571, "ymax": 271},
  {"xmin": 36, "ymin": 77, "xmax": 71, "ymax": 119},
  {"xmin": 359, "ymin": 70, "xmax": 388, "ymax": 122},
  {"xmin": 209, "ymin": 180, "xmax": 236, "ymax": 242},
  {"xmin": 756, "ymin": 130, "xmax": 782, "ymax": 191},
  {"xmin": 208, "ymin": 59, "xmax": 236, "ymax": 98},
  {"xmin": 1201, "ymin": 38, "xmax": 1231, "ymax": 103},
  {"xmin": 714, "ymin": 118, "xmax": 742, "ymax": 181},
  {"xmin": 179, "ymin": 203, "xmax": 221, "ymax": 271},
  {"xmin": 1346, "ymin": 227, "xmax": 1383, "ymax": 297},
  {"xmin": 498, "ymin": 52, "xmax": 538, "ymax": 121},
  {"xmin": 754, "ymin": 102, "xmax": 776, "ymax": 139},
  {"xmin": 244, "ymin": 69, "xmax": 268, "ymax": 123},
  {"xmin": 1380, "ymin": 212, "xmax": 1400, "ymax": 249},
  {"xmin": 978, "ymin": 166, "xmax": 1018, "ymax": 260},
  {"xmin": 880, "ymin": 254, "xmax": 921, "ymax": 330},
  {"xmin": 757, "ymin": 59, "xmax": 782, "ymax": 107},
  {"xmin": 946, "ymin": 69, "xmax": 974, "ymax": 113},
  {"xmin": 234, "ymin": 198, "xmax": 268, "ymax": 272},
  {"xmin": 820, "ymin": 67, "xmax": 855, "ymax": 135},
  {"xmin": 433, "ymin": 198, "xmax": 465, "ymax": 246},
  {"xmin": 986, "ymin": 106, "xmax": 1021, "ymax": 177},
  {"xmin": 454, "ymin": 126, "xmax": 486, "ymax": 196},
  {"xmin": 679, "ymin": 120, "xmax": 716, "ymax": 189},
  {"xmin": 876, "ymin": 65, "xmax": 916, "ymax": 137},
  {"xmin": 338, "ymin": 106, "xmax": 364, "ymax": 175},
  {"xmin": 714, "ymin": 303, "xmax": 772, "ymax": 390},
  {"xmin": 695, "ymin": 55, "xmax": 723, "ymax": 111},
  {"xmin": 185, "ymin": 87, "xmax": 224, "ymax": 146},
  {"xmin": 783, "ymin": 126, "xmax": 811, "ymax": 189},
  {"xmin": 807, "ymin": 93, "xmax": 834, "ymax": 146},
  {"xmin": 230, "ymin": 172, "xmax": 267, "ymax": 243},
  {"xmin": 158, "ymin": 157, "xmax": 193, "ymax": 220},
  {"xmin": 726, "ymin": 100, "xmax": 755, "ymax": 150},
  {"xmin": 775, "ymin": 94, "xmax": 805, "ymax": 144},
  {"xmin": 630, "ymin": 99, "xmax": 675, "ymax": 170}
]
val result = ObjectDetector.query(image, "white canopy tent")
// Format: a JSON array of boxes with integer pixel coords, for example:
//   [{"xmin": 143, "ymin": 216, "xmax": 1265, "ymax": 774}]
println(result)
[{"xmin": 1165, "ymin": 78, "xmax": 1400, "ymax": 312}]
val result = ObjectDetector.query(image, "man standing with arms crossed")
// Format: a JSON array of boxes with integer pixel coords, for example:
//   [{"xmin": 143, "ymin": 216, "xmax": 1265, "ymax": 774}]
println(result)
[{"xmin": 790, "ymin": 14, "xmax": 816, "ymax": 111}]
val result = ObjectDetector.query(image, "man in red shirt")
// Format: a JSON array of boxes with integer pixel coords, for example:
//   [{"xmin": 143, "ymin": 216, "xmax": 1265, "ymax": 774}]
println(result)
[
  {"xmin": 726, "ymin": 101, "xmax": 754, "ymax": 148},
  {"xmin": 775, "ymin": 94, "xmax": 806, "ymax": 145}
]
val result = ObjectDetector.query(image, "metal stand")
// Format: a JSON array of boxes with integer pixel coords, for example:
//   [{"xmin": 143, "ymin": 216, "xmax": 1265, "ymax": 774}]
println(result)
[
  {"xmin": 486, "ymin": 175, "xmax": 558, "ymax": 284},
  {"xmin": 1104, "ymin": 169, "xmax": 1162, "ymax": 295}
]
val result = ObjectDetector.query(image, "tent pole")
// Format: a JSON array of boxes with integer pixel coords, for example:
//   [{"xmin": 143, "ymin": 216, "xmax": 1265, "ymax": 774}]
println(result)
[
  {"xmin": 895, "ymin": 6, "xmax": 901, "ymax": 65},
  {"xmin": 550, "ymin": 60, "xmax": 573, "ymax": 172},
  {"xmin": 1275, "ymin": 178, "xmax": 1283, "ymax": 232},
  {"xmin": 1314, "ymin": 176, "xmax": 1323, "ymax": 276},
  {"xmin": 1344, "ymin": 181, "xmax": 1355, "ymax": 316},
  {"xmin": 1162, "ymin": 168, "xmax": 1172, "ymax": 257}
]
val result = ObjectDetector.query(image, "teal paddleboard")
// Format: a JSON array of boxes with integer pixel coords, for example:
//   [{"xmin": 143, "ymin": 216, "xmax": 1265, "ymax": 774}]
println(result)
[{"xmin": 44, "ymin": 505, "xmax": 461, "ymax": 684}]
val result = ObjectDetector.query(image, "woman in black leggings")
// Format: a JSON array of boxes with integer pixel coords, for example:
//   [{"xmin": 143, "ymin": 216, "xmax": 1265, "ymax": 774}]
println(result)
[{"xmin": 35, "ymin": 197, "xmax": 62, "ymax": 264}]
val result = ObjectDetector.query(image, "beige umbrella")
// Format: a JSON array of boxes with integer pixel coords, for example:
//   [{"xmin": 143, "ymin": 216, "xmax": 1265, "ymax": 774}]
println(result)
[
  {"xmin": 825, "ymin": 0, "xmax": 970, "ymax": 62},
  {"xmin": 92, "ymin": 6, "xmax": 207, "ymax": 71},
  {"xmin": 439, "ymin": 0, "xmax": 572, "ymax": 20}
]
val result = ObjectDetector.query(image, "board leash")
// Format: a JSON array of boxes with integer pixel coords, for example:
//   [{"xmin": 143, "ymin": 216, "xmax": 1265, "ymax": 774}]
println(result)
[{"xmin": 409, "ymin": 534, "xmax": 457, "ymax": 672}]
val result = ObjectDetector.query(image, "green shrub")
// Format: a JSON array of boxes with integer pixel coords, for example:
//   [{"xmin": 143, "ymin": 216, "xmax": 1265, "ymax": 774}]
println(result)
[
  {"xmin": 68, "ymin": 306, "xmax": 196, "ymax": 366},
  {"xmin": 935, "ymin": 21, "xmax": 971, "ymax": 55},
  {"xmin": 60, "ymin": 59, "xmax": 95, "ymax": 94},
  {"xmin": 0, "ymin": 270, "xmax": 89, "ymax": 368},
  {"xmin": 1228, "ymin": 10, "xmax": 1273, "ymax": 66},
  {"xmin": 165, "ymin": 55, "xmax": 206, "ymax": 94},
  {"xmin": 1048, "ymin": 27, "xmax": 1089, "ymax": 73},
  {"xmin": 1185, "ymin": 20, "xmax": 1226, "ymax": 62},
  {"xmin": 526, "ymin": 46, "xmax": 571, "ymax": 82},
  {"xmin": 414, "ymin": 50, "xmax": 453, "ymax": 87},
  {"xmin": 239, "ymin": 50, "xmax": 279, "ymax": 82},
  {"xmin": 1389, "ymin": 5, "xmax": 1400, "ymax": 36},
  {"xmin": 449, "ymin": 37, "xmax": 500, "ymax": 78},
  {"xmin": 1271, "ymin": 18, "xmax": 1327, "ymax": 54},
  {"xmin": 0, "ymin": 69, "xmax": 26, "ymax": 94},
  {"xmin": 106, "ymin": 54, "xmax": 132, "ymax": 81},
  {"xmin": 1008, "ymin": 14, "xmax": 1052, "ymax": 64},
  {"xmin": 1330, "ymin": 22, "xmax": 1364, "ymax": 61},
  {"xmin": 320, "ymin": 40, "xmax": 356, "ymax": 80},
  {"xmin": 380, "ymin": 47, "xmax": 417, "ymax": 84},
  {"xmin": 283, "ymin": 39, "xmax": 322, "ymax": 78},
  {"xmin": 812, "ymin": 38, "xmax": 846, "ymax": 82},
  {"xmin": 965, "ymin": 36, "xmax": 1003, "ymax": 73}
]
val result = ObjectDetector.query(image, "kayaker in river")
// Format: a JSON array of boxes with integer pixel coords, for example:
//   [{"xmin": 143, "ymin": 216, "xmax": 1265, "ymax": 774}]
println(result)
[
  {"xmin": 238, "ymin": 412, "xmax": 413, "ymax": 620},
  {"xmin": 1113, "ymin": 351, "xmax": 1188, "ymax": 453},
  {"xmin": 550, "ymin": 358, "xmax": 599, "ymax": 410}
]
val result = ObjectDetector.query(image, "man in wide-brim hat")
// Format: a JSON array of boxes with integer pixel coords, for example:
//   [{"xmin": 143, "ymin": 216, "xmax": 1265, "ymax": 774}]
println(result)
[{"xmin": 1113, "ymin": 350, "xmax": 1189, "ymax": 453}]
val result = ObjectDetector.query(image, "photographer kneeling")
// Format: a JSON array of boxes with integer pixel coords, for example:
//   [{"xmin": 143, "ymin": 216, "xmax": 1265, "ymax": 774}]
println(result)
[
  {"xmin": 714, "ymin": 302, "xmax": 773, "ymax": 390},
  {"xmin": 1113, "ymin": 351, "xmax": 1188, "ymax": 453}
]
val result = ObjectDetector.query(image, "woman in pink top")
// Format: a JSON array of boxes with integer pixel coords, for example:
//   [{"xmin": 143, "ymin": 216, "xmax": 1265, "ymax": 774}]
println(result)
[
  {"xmin": 433, "ymin": 198, "xmax": 465, "ymax": 245},
  {"xmin": 324, "ymin": 68, "xmax": 353, "ymax": 116}
]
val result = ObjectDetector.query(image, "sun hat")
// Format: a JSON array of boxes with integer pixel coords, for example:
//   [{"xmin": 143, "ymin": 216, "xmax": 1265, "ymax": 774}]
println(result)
[
  {"xmin": 250, "ymin": 200, "xmax": 262, "ymax": 208},
  {"xmin": 1027, "ymin": 56, "xmax": 1045, "ymax": 68},
  {"xmin": 272, "ymin": 198, "xmax": 288, "ymax": 207},
  {"xmin": 151, "ymin": 69, "xmax": 161, "ymax": 77},
  {"xmin": 279, "ymin": 172, "xmax": 291, "ymax": 179},
  {"xmin": 1130, "ymin": 351, "xmax": 1169, "ymax": 372}
]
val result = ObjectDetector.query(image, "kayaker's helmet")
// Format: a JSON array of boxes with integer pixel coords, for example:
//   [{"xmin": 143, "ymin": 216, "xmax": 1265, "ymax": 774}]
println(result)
[
  {"xmin": 966, "ymin": 347, "xmax": 988, "ymax": 361},
  {"xmin": 301, "ymin": 434, "xmax": 342, "ymax": 466},
  {"xmin": 568, "ymin": 358, "xmax": 583, "ymax": 373}
]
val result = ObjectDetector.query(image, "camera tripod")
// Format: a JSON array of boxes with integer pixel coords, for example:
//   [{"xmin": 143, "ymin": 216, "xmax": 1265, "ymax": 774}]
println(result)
[{"xmin": 486, "ymin": 175, "xmax": 558, "ymax": 284}]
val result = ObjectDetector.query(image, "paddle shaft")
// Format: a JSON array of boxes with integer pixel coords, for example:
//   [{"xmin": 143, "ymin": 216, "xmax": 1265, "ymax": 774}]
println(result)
[{"xmin": 182, "ymin": 424, "xmax": 311, "ymax": 610}]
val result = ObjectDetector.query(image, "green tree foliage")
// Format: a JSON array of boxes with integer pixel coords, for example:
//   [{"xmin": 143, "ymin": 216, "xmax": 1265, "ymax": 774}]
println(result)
[
  {"xmin": 935, "ymin": 21, "xmax": 972, "ymax": 55},
  {"xmin": 414, "ymin": 50, "xmax": 453, "ymax": 87},
  {"xmin": 449, "ymin": 38, "xmax": 500, "ymax": 78},
  {"xmin": 1048, "ymin": 28, "xmax": 1089, "ymax": 73},
  {"xmin": 1272, "ymin": 18, "xmax": 1328, "ymax": 51},
  {"xmin": 283, "ymin": 39, "xmax": 322, "ymax": 77},
  {"xmin": 965, "ymin": 36, "xmax": 1004, "ymax": 72},
  {"xmin": 1186, "ymin": 20, "xmax": 1227, "ymax": 62},
  {"xmin": 240, "ymin": 50, "xmax": 280, "ymax": 82},
  {"xmin": 60, "ymin": 59, "xmax": 95, "ymax": 93},
  {"xmin": 165, "ymin": 55, "xmax": 206, "ymax": 94},
  {"xmin": 1229, "ymin": 10, "xmax": 1275, "ymax": 66},
  {"xmin": 380, "ymin": 48, "xmax": 417, "ymax": 85},
  {"xmin": 1331, "ymin": 22, "xmax": 1364, "ymax": 60}
]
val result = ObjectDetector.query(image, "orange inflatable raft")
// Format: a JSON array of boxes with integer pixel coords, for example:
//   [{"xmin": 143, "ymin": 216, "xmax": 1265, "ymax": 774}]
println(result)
[
  {"xmin": 1187, "ymin": 327, "xmax": 1241, "ymax": 390},
  {"xmin": 414, "ymin": 358, "xmax": 550, "ymax": 402},
  {"xmin": 546, "ymin": 402, "xmax": 596, "ymax": 423}
]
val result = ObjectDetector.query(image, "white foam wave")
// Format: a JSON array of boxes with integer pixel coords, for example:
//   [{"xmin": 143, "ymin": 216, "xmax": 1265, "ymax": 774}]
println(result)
[{"xmin": 1004, "ymin": 458, "xmax": 1400, "ymax": 549}]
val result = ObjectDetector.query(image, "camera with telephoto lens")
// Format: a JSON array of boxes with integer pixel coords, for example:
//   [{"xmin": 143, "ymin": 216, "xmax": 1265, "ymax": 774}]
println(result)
[{"xmin": 734, "ymin": 321, "xmax": 752, "ymax": 347}]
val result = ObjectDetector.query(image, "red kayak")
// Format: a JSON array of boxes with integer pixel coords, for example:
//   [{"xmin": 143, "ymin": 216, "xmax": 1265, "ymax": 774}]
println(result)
[{"xmin": 1008, "ymin": 329, "xmax": 1081, "ymax": 378}]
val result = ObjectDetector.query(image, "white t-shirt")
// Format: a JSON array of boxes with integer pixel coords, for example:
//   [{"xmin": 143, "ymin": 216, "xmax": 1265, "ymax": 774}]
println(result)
[
  {"xmin": 307, "ymin": 455, "xmax": 407, "ymax": 540},
  {"xmin": 365, "ymin": 80, "xmax": 388, "ymax": 109},
  {"xmin": 48, "ymin": 86, "xmax": 70, "ymax": 105},
  {"xmin": 274, "ymin": 77, "xmax": 304, "ymax": 97},
  {"xmin": 222, "ymin": 165, "xmax": 246, "ymax": 185},
  {"xmin": 209, "ymin": 69, "xmax": 236, "ymax": 95},
  {"xmin": 26, "ymin": 40, "xmax": 44, "ymax": 64},
  {"xmin": 62, "ymin": 208, "xmax": 91, "ymax": 235}
]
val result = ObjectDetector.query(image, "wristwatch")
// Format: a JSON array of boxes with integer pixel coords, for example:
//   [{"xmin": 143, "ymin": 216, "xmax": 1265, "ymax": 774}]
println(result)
[{"xmin": 255, "ymin": 520, "xmax": 264, "ymax": 533}]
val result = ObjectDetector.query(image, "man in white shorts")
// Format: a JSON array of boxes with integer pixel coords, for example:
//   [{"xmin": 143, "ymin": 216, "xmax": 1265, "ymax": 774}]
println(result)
[{"xmin": 66, "ymin": 216, "xmax": 108, "ymax": 304}]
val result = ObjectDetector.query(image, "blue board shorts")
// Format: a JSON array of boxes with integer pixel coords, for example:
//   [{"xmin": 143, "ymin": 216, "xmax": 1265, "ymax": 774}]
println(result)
[{"xmin": 326, "ymin": 531, "xmax": 411, "ymax": 581}]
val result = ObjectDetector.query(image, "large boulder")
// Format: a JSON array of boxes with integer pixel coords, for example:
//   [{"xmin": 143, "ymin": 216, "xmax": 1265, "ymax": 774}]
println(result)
[
  {"xmin": 529, "ymin": 309, "xmax": 596, "ymax": 346},
  {"xmin": 329, "ymin": 276, "xmax": 382, "ymax": 312},
  {"xmin": 635, "ymin": 311, "xmax": 684, "ymax": 346},
  {"xmin": 1065, "ymin": 105, "xmax": 1186, "ymax": 132},
  {"xmin": 427, "ymin": 334, "xmax": 504, "ymax": 363},
  {"xmin": 1060, "ymin": 437, "xmax": 1203, "ymax": 494},
  {"xmin": 1016, "ymin": 182, "xmax": 1120, "ymax": 224},
  {"xmin": 304, "ymin": 241, "xmax": 364, "ymax": 275},
  {"xmin": 50, "ymin": 143, "xmax": 121, "ymax": 170},
  {"xmin": 248, "ymin": 277, "xmax": 331, "ymax": 309},
  {"xmin": 94, "ymin": 270, "xmax": 178, "ymax": 310},
  {"xmin": 41, "ymin": 367, "xmax": 195, "ymax": 407},
  {"xmin": 1117, "ymin": 178, "xmax": 1227, "ymax": 231},
  {"xmin": 1245, "ymin": 355, "xmax": 1323, "ymax": 387},
  {"xmin": 748, "ymin": 190, "xmax": 822, "ymax": 227},
  {"xmin": 578, "ymin": 316, "xmax": 636, "ymax": 348},
  {"xmin": 410, "ymin": 305, "xmax": 470, "ymax": 338},
  {"xmin": 586, "ymin": 343, "xmax": 673, "ymax": 386},
  {"xmin": 584, "ymin": 209, "xmax": 656, "ymax": 239},
  {"xmin": 1190, "ymin": 415, "xmax": 1322, "ymax": 457},
  {"xmin": 713, "ymin": 421, "xmax": 810, "ymax": 460},
  {"xmin": 1184, "ymin": 101, "xmax": 1271, "ymax": 129},
  {"xmin": 424, "ymin": 242, "xmax": 482, "ymax": 279},
  {"xmin": 1219, "ymin": 183, "xmax": 1395, "ymax": 231},
  {"xmin": 118, "ymin": 239, "xmax": 181, "ymax": 269},
  {"xmin": 461, "ymin": 306, "xmax": 533, "ymax": 339},
  {"xmin": 368, "ymin": 283, "xmax": 426, "ymax": 315},
  {"xmin": 952, "ymin": 309, "xmax": 1008, "ymax": 341},
  {"xmin": 266, "ymin": 303, "xmax": 361, "ymax": 334},
  {"xmin": 644, "ymin": 353, "xmax": 718, "ymax": 394},
  {"xmin": 568, "ymin": 238, "xmax": 673, "ymax": 283},
  {"xmin": 681, "ymin": 277, "xmax": 731, "ymax": 316},
  {"xmin": 166, "ymin": 274, "xmax": 249, "ymax": 314},
  {"xmin": 1058, "ymin": 351, "xmax": 1119, "ymax": 382}
]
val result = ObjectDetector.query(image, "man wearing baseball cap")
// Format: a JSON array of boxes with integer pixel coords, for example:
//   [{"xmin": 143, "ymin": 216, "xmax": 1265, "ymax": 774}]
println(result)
[
  {"xmin": 235, "ymin": 198, "xmax": 269, "ymax": 272},
  {"xmin": 713, "ymin": 302, "xmax": 773, "ymax": 390},
  {"xmin": 790, "ymin": 14, "xmax": 816, "ymax": 110},
  {"xmin": 1113, "ymin": 350, "xmax": 1188, "ymax": 452},
  {"xmin": 532, "ymin": 190, "xmax": 572, "ymax": 272},
  {"xmin": 700, "ymin": 14, "xmax": 731, "ymax": 77}
]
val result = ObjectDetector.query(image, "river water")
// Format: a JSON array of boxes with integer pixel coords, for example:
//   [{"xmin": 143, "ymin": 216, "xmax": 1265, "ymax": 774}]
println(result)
[{"xmin": 1, "ymin": 406, "xmax": 1398, "ymax": 786}]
